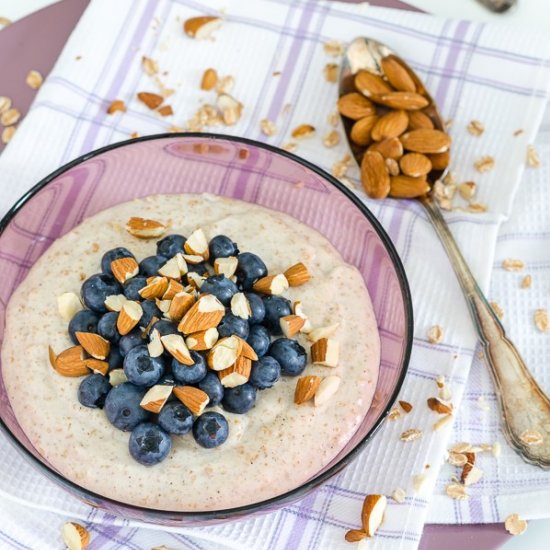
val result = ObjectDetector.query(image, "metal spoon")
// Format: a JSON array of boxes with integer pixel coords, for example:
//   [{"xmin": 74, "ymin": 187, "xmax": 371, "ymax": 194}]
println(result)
[
  {"xmin": 476, "ymin": 0, "xmax": 517, "ymax": 14},
  {"xmin": 340, "ymin": 37, "xmax": 550, "ymax": 469}
]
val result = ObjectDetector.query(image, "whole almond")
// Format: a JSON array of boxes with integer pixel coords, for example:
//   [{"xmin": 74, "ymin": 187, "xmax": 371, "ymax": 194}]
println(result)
[
  {"xmin": 400, "ymin": 129, "xmax": 451, "ymax": 154},
  {"xmin": 429, "ymin": 151, "xmax": 450, "ymax": 170},
  {"xmin": 381, "ymin": 56, "xmax": 416, "ymax": 92},
  {"xmin": 350, "ymin": 114, "xmax": 378, "ymax": 146},
  {"xmin": 371, "ymin": 110, "xmax": 408, "ymax": 141},
  {"xmin": 337, "ymin": 92, "xmax": 376, "ymax": 120},
  {"xmin": 137, "ymin": 92, "xmax": 163, "ymax": 110},
  {"xmin": 389, "ymin": 175, "xmax": 430, "ymax": 198},
  {"xmin": 408, "ymin": 110, "xmax": 434, "ymax": 130},
  {"xmin": 361, "ymin": 151, "xmax": 390, "ymax": 199},
  {"xmin": 201, "ymin": 68, "xmax": 218, "ymax": 90},
  {"xmin": 368, "ymin": 137, "xmax": 403, "ymax": 159},
  {"xmin": 400, "ymin": 153, "xmax": 432, "ymax": 177},
  {"xmin": 354, "ymin": 70, "xmax": 392, "ymax": 97},
  {"xmin": 374, "ymin": 91, "xmax": 429, "ymax": 110}
]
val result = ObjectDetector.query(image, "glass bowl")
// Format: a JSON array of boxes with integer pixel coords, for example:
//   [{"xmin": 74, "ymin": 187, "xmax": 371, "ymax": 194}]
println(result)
[{"xmin": 0, "ymin": 133, "xmax": 412, "ymax": 526}]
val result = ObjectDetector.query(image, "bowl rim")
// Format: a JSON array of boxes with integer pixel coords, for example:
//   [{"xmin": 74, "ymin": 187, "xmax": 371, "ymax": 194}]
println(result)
[{"xmin": 0, "ymin": 132, "xmax": 413, "ymax": 521}]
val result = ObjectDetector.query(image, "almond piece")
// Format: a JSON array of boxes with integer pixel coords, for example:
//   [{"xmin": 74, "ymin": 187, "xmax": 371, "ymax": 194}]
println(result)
[
  {"xmin": 110, "ymin": 257, "xmax": 139, "ymax": 283},
  {"xmin": 374, "ymin": 91, "xmax": 429, "ymax": 110},
  {"xmin": 219, "ymin": 355, "xmax": 252, "ymax": 388},
  {"xmin": 217, "ymin": 94, "xmax": 243, "ymax": 125},
  {"xmin": 214, "ymin": 256, "xmax": 238, "ymax": 278},
  {"xmin": 107, "ymin": 99, "xmax": 126, "ymax": 114},
  {"xmin": 408, "ymin": 110, "xmax": 434, "ymax": 130},
  {"xmin": 168, "ymin": 291, "xmax": 196, "ymax": 321},
  {"xmin": 337, "ymin": 92, "xmax": 376, "ymax": 120},
  {"xmin": 504, "ymin": 514, "xmax": 528, "ymax": 536},
  {"xmin": 446, "ymin": 483, "xmax": 468, "ymax": 500},
  {"xmin": 159, "ymin": 254, "xmax": 187, "ymax": 279},
  {"xmin": 157, "ymin": 105, "xmax": 173, "ymax": 117},
  {"xmin": 183, "ymin": 254, "xmax": 204, "ymax": 265},
  {"xmin": 311, "ymin": 338, "xmax": 339, "ymax": 367},
  {"xmin": 178, "ymin": 294, "xmax": 225, "ymax": 334},
  {"xmin": 399, "ymin": 153, "xmax": 432, "ymax": 177},
  {"xmin": 371, "ymin": 110, "xmax": 408, "ymax": 141},
  {"xmin": 307, "ymin": 323, "xmax": 339, "ymax": 342},
  {"xmin": 400, "ymin": 129, "xmax": 451, "ymax": 154},
  {"xmin": 231, "ymin": 292, "xmax": 251, "ymax": 319},
  {"xmin": 173, "ymin": 386, "xmax": 210, "ymax": 415},
  {"xmin": 126, "ymin": 217, "xmax": 167, "ymax": 238},
  {"xmin": 355, "ymin": 70, "xmax": 392, "ymax": 97},
  {"xmin": 461, "ymin": 463, "xmax": 483, "ymax": 486},
  {"xmin": 161, "ymin": 333, "xmax": 194, "ymax": 365},
  {"xmin": 399, "ymin": 400, "xmax": 413, "ymax": 413},
  {"xmin": 293, "ymin": 301, "xmax": 312, "ymax": 333},
  {"xmin": 57, "ymin": 292, "xmax": 82, "ymax": 321},
  {"xmin": 184, "ymin": 228, "xmax": 209, "ymax": 260},
  {"xmin": 117, "ymin": 301, "xmax": 143, "ymax": 335},
  {"xmin": 207, "ymin": 335, "xmax": 243, "ymax": 371},
  {"xmin": 163, "ymin": 278, "xmax": 184, "ymax": 300},
  {"xmin": 62, "ymin": 522, "xmax": 90, "ymax": 550},
  {"xmin": 350, "ymin": 114, "xmax": 378, "ymax": 146},
  {"xmin": 361, "ymin": 494, "xmax": 387, "ymax": 537},
  {"xmin": 381, "ymin": 55, "xmax": 416, "ymax": 92},
  {"xmin": 294, "ymin": 375, "xmax": 321, "ymax": 404},
  {"xmin": 139, "ymin": 276, "xmax": 169, "ymax": 300},
  {"xmin": 104, "ymin": 294, "xmax": 127, "ymax": 312},
  {"xmin": 280, "ymin": 315, "xmax": 305, "ymax": 338},
  {"xmin": 284, "ymin": 262, "xmax": 310, "ymax": 286},
  {"xmin": 253, "ymin": 274, "xmax": 289, "ymax": 296},
  {"xmin": 236, "ymin": 336, "xmax": 259, "ymax": 361},
  {"xmin": 141, "ymin": 56, "xmax": 158, "ymax": 75},
  {"xmin": 186, "ymin": 327, "xmax": 219, "ymax": 351},
  {"xmin": 291, "ymin": 124, "xmax": 316, "ymax": 139},
  {"xmin": 50, "ymin": 345, "xmax": 89, "ymax": 377},
  {"xmin": 148, "ymin": 329, "xmax": 164, "ymax": 358},
  {"xmin": 183, "ymin": 16, "xmax": 222, "ymax": 39},
  {"xmin": 314, "ymin": 375, "xmax": 341, "ymax": 406},
  {"xmin": 389, "ymin": 175, "xmax": 430, "ymax": 198},
  {"xmin": 140, "ymin": 384, "xmax": 173, "ymax": 413},
  {"xmin": 75, "ymin": 332, "xmax": 110, "ymax": 360},
  {"xmin": 201, "ymin": 67, "xmax": 218, "ymax": 90},
  {"xmin": 368, "ymin": 137, "xmax": 404, "ymax": 159},
  {"xmin": 109, "ymin": 368, "xmax": 128, "ymax": 386},
  {"xmin": 427, "ymin": 397, "xmax": 453, "ymax": 414},
  {"xmin": 361, "ymin": 150, "xmax": 390, "ymax": 199},
  {"xmin": 429, "ymin": 151, "xmax": 450, "ymax": 170},
  {"xmin": 137, "ymin": 92, "xmax": 163, "ymax": 110},
  {"xmin": 458, "ymin": 181, "xmax": 477, "ymax": 200},
  {"xmin": 345, "ymin": 529, "xmax": 367, "ymax": 543},
  {"xmin": 187, "ymin": 272, "xmax": 206, "ymax": 289}
]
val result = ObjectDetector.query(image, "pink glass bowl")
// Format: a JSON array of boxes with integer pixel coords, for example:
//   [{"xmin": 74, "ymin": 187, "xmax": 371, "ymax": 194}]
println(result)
[{"xmin": 0, "ymin": 134, "xmax": 412, "ymax": 526}]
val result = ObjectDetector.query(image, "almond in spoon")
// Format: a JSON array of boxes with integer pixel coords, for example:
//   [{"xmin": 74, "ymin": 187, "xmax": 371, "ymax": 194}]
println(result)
[
  {"xmin": 374, "ymin": 91, "xmax": 429, "ymax": 110},
  {"xmin": 350, "ymin": 115, "xmax": 378, "ymax": 146},
  {"xmin": 368, "ymin": 137, "xmax": 403, "ymax": 159},
  {"xmin": 400, "ymin": 129, "xmax": 451, "ymax": 154},
  {"xmin": 337, "ymin": 92, "xmax": 376, "ymax": 120},
  {"xmin": 361, "ymin": 151, "xmax": 390, "ymax": 199},
  {"xmin": 355, "ymin": 70, "xmax": 392, "ymax": 97},
  {"xmin": 381, "ymin": 55, "xmax": 416, "ymax": 92},
  {"xmin": 371, "ymin": 110, "xmax": 408, "ymax": 141},
  {"xmin": 408, "ymin": 110, "xmax": 434, "ymax": 130},
  {"xmin": 399, "ymin": 153, "xmax": 432, "ymax": 177},
  {"xmin": 389, "ymin": 175, "xmax": 430, "ymax": 198}
]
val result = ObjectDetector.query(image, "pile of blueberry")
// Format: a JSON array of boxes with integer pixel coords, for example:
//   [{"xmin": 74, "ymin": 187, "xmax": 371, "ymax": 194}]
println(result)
[{"xmin": 65, "ymin": 231, "xmax": 308, "ymax": 465}]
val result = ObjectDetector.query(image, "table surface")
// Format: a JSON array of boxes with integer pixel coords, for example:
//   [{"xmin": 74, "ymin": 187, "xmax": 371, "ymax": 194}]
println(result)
[{"xmin": 0, "ymin": 0, "xmax": 549, "ymax": 549}]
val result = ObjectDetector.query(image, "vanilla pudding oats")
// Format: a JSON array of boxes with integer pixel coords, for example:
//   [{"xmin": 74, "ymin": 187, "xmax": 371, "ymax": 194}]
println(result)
[{"xmin": 2, "ymin": 193, "xmax": 380, "ymax": 511}]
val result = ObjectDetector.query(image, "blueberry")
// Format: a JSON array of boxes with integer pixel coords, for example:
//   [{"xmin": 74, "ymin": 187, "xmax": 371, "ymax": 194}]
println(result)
[
  {"xmin": 81, "ymin": 273, "xmax": 121, "ymax": 313},
  {"xmin": 139, "ymin": 300, "xmax": 162, "ymax": 329},
  {"xmin": 123, "ymin": 345, "xmax": 165, "ymax": 386},
  {"xmin": 129, "ymin": 422, "xmax": 171, "ymax": 465},
  {"xmin": 262, "ymin": 296, "xmax": 292, "ymax": 334},
  {"xmin": 208, "ymin": 235, "xmax": 239, "ymax": 261},
  {"xmin": 97, "ymin": 311, "xmax": 120, "ymax": 344},
  {"xmin": 68, "ymin": 310, "xmax": 100, "ymax": 345},
  {"xmin": 119, "ymin": 328, "xmax": 143, "ymax": 357},
  {"xmin": 186, "ymin": 262, "xmax": 208, "ymax": 276},
  {"xmin": 217, "ymin": 313, "xmax": 249, "ymax": 339},
  {"xmin": 222, "ymin": 383, "xmax": 256, "ymax": 414},
  {"xmin": 236, "ymin": 253, "xmax": 268, "ymax": 290},
  {"xmin": 139, "ymin": 255, "xmax": 167, "ymax": 277},
  {"xmin": 123, "ymin": 276, "xmax": 147, "ymax": 300},
  {"xmin": 156, "ymin": 234, "xmax": 186, "ymax": 258},
  {"xmin": 245, "ymin": 292, "xmax": 265, "ymax": 325},
  {"xmin": 249, "ymin": 356, "xmax": 281, "ymax": 389},
  {"xmin": 150, "ymin": 319, "xmax": 179, "ymax": 337},
  {"xmin": 268, "ymin": 338, "xmax": 306, "ymax": 376},
  {"xmin": 193, "ymin": 412, "xmax": 229, "ymax": 448},
  {"xmin": 246, "ymin": 325, "xmax": 271, "ymax": 358},
  {"xmin": 172, "ymin": 351, "xmax": 207, "ymax": 384},
  {"xmin": 104, "ymin": 382, "xmax": 150, "ymax": 431},
  {"xmin": 77, "ymin": 374, "xmax": 111, "ymax": 408},
  {"xmin": 198, "ymin": 372, "xmax": 224, "ymax": 407},
  {"xmin": 101, "ymin": 247, "xmax": 135, "ymax": 276},
  {"xmin": 108, "ymin": 346, "xmax": 124, "ymax": 370},
  {"xmin": 158, "ymin": 401, "xmax": 193, "ymax": 435},
  {"xmin": 200, "ymin": 275, "xmax": 238, "ymax": 306}
]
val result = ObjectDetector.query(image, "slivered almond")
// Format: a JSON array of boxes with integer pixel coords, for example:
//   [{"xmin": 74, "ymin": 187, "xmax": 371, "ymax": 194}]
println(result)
[
  {"xmin": 214, "ymin": 256, "xmax": 238, "ymax": 278},
  {"xmin": 361, "ymin": 150, "xmax": 390, "ymax": 199},
  {"xmin": 57, "ymin": 292, "xmax": 83, "ymax": 321},
  {"xmin": 307, "ymin": 323, "xmax": 339, "ymax": 342},
  {"xmin": 50, "ymin": 345, "xmax": 89, "ymax": 377},
  {"xmin": 168, "ymin": 291, "xmax": 196, "ymax": 321},
  {"xmin": 219, "ymin": 355, "xmax": 252, "ymax": 388},
  {"xmin": 107, "ymin": 99, "xmax": 126, "ymax": 114},
  {"xmin": 117, "ymin": 301, "xmax": 143, "ymax": 335},
  {"xmin": 201, "ymin": 67, "xmax": 218, "ymax": 90},
  {"xmin": 389, "ymin": 175, "xmax": 429, "ymax": 198},
  {"xmin": 126, "ymin": 217, "xmax": 167, "ymax": 238},
  {"xmin": 253, "ymin": 274, "xmax": 289, "ymax": 296},
  {"xmin": 207, "ymin": 335, "xmax": 243, "ymax": 370},
  {"xmin": 381, "ymin": 55, "xmax": 416, "ymax": 92},
  {"xmin": 104, "ymin": 294, "xmax": 127, "ymax": 312},
  {"xmin": 62, "ymin": 522, "xmax": 90, "ymax": 550},
  {"xmin": 355, "ymin": 70, "xmax": 392, "ymax": 97},
  {"xmin": 284, "ymin": 262, "xmax": 310, "ymax": 286},
  {"xmin": 83, "ymin": 358, "xmax": 108, "ymax": 375},
  {"xmin": 350, "ymin": 115, "xmax": 378, "ymax": 146},
  {"xmin": 140, "ymin": 384, "xmax": 173, "ymax": 413},
  {"xmin": 186, "ymin": 327, "xmax": 219, "ymax": 351},
  {"xmin": 173, "ymin": 386, "xmax": 209, "ymax": 415},
  {"xmin": 75, "ymin": 332, "xmax": 110, "ymax": 360},
  {"xmin": 111, "ymin": 257, "xmax": 139, "ymax": 283},
  {"xmin": 314, "ymin": 375, "xmax": 341, "ymax": 406},
  {"xmin": 148, "ymin": 329, "xmax": 164, "ymax": 358},
  {"xmin": 427, "ymin": 397, "xmax": 453, "ymax": 414},
  {"xmin": 159, "ymin": 254, "xmax": 187, "ymax": 278},
  {"xmin": 161, "ymin": 334, "xmax": 193, "ymax": 365},
  {"xmin": 137, "ymin": 92, "xmax": 163, "ymax": 110},
  {"xmin": 371, "ymin": 110, "xmax": 408, "ymax": 141},
  {"xmin": 184, "ymin": 228, "xmax": 209, "ymax": 260},
  {"xmin": 361, "ymin": 495, "xmax": 387, "ymax": 537},
  {"xmin": 293, "ymin": 301, "xmax": 312, "ymax": 333},
  {"xmin": 280, "ymin": 315, "xmax": 305, "ymax": 338},
  {"xmin": 400, "ymin": 153, "xmax": 431, "ymax": 177},
  {"xmin": 163, "ymin": 278, "xmax": 184, "ymax": 300},
  {"xmin": 294, "ymin": 375, "xmax": 321, "ymax": 404},
  {"xmin": 374, "ymin": 91, "xmax": 429, "ymax": 110},
  {"xmin": 400, "ymin": 129, "xmax": 451, "ymax": 153},
  {"xmin": 183, "ymin": 16, "xmax": 222, "ymax": 39},
  {"xmin": 311, "ymin": 338, "xmax": 339, "ymax": 367},
  {"xmin": 231, "ymin": 292, "xmax": 251, "ymax": 319},
  {"xmin": 368, "ymin": 137, "xmax": 403, "ymax": 159},
  {"xmin": 408, "ymin": 110, "xmax": 434, "ymax": 130},
  {"xmin": 429, "ymin": 151, "xmax": 450, "ymax": 170},
  {"xmin": 345, "ymin": 530, "xmax": 367, "ymax": 543},
  {"xmin": 337, "ymin": 92, "xmax": 376, "ymax": 120},
  {"xmin": 139, "ymin": 276, "xmax": 169, "ymax": 299},
  {"xmin": 178, "ymin": 294, "xmax": 225, "ymax": 334}
]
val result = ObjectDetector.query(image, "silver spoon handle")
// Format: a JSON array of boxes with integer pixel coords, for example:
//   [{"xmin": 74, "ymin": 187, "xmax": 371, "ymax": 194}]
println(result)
[
  {"xmin": 421, "ymin": 196, "xmax": 550, "ymax": 468},
  {"xmin": 476, "ymin": 0, "xmax": 517, "ymax": 13}
]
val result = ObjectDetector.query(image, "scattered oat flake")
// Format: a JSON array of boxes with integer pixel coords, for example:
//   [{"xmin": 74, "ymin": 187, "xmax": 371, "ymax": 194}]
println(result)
[
  {"xmin": 399, "ymin": 400, "xmax": 413, "ymax": 413},
  {"xmin": 282, "ymin": 141, "xmax": 298, "ymax": 152},
  {"xmin": 291, "ymin": 124, "xmax": 315, "ymax": 139},
  {"xmin": 392, "ymin": 487, "xmax": 406, "ymax": 503},
  {"xmin": 216, "ymin": 75, "xmax": 235, "ymax": 95},
  {"xmin": 324, "ymin": 63, "xmax": 338, "ymax": 83},
  {"xmin": 427, "ymin": 325, "xmax": 443, "ymax": 344},
  {"xmin": 450, "ymin": 442, "xmax": 473, "ymax": 454},
  {"xmin": 490, "ymin": 302, "xmax": 504, "ymax": 319},
  {"xmin": 387, "ymin": 406, "xmax": 401, "ymax": 421},
  {"xmin": 513, "ymin": 129, "xmax": 524, "ymax": 136},
  {"xmin": 446, "ymin": 483, "xmax": 468, "ymax": 500},
  {"xmin": 526, "ymin": 145, "xmax": 540, "ymax": 168},
  {"xmin": 1, "ymin": 126, "xmax": 16, "ymax": 144},
  {"xmin": 328, "ymin": 111, "xmax": 339, "ymax": 127},
  {"xmin": 26, "ymin": 70, "xmax": 43, "ymax": 90},
  {"xmin": 260, "ymin": 118, "xmax": 277, "ymax": 137},
  {"xmin": 413, "ymin": 474, "xmax": 427, "ymax": 494},
  {"xmin": 0, "ymin": 16, "xmax": 11, "ymax": 26},
  {"xmin": 505, "ymin": 513, "xmax": 528, "ymax": 536},
  {"xmin": 534, "ymin": 309, "xmax": 549, "ymax": 332},
  {"xmin": 477, "ymin": 395, "xmax": 490, "ymax": 411},
  {"xmin": 458, "ymin": 181, "xmax": 476, "ymax": 200},
  {"xmin": 467, "ymin": 120, "xmax": 484, "ymax": 136},
  {"xmin": 444, "ymin": 118, "xmax": 453, "ymax": 129},
  {"xmin": 474, "ymin": 156, "xmax": 495, "ymax": 173},
  {"xmin": 324, "ymin": 40, "xmax": 344, "ymax": 57},
  {"xmin": 0, "ymin": 108, "xmax": 21, "ymax": 126},
  {"xmin": 293, "ymin": 181, "xmax": 305, "ymax": 189},
  {"xmin": 436, "ymin": 375, "xmax": 445, "ymax": 389},
  {"xmin": 332, "ymin": 154, "xmax": 352, "ymax": 178},
  {"xmin": 400, "ymin": 428, "xmax": 422, "ymax": 442},
  {"xmin": 447, "ymin": 452, "xmax": 468, "ymax": 466},
  {"xmin": 492, "ymin": 442, "xmax": 502, "ymax": 458},
  {"xmin": 0, "ymin": 96, "xmax": 11, "ymax": 114},
  {"xmin": 520, "ymin": 274, "xmax": 532, "ymax": 289},
  {"xmin": 433, "ymin": 414, "xmax": 453, "ymax": 431},
  {"xmin": 142, "ymin": 56, "xmax": 159, "ymax": 76},
  {"xmin": 272, "ymin": 70, "xmax": 281, "ymax": 76},
  {"xmin": 520, "ymin": 430, "xmax": 543, "ymax": 446},
  {"xmin": 339, "ymin": 176, "xmax": 357, "ymax": 190},
  {"xmin": 323, "ymin": 130, "xmax": 340, "ymax": 148},
  {"xmin": 502, "ymin": 259, "xmax": 525, "ymax": 272},
  {"xmin": 168, "ymin": 125, "xmax": 184, "ymax": 133},
  {"xmin": 467, "ymin": 202, "xmax": 488, "ymax": 213}
]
